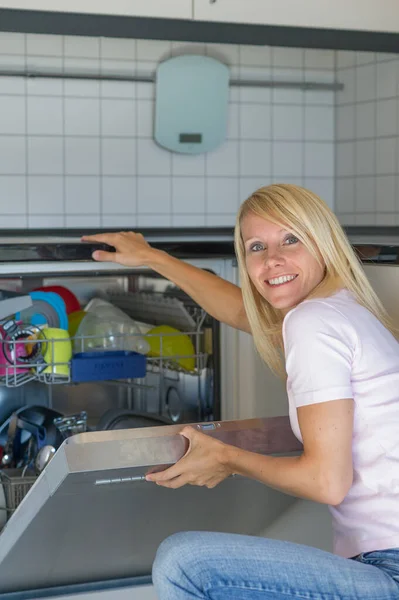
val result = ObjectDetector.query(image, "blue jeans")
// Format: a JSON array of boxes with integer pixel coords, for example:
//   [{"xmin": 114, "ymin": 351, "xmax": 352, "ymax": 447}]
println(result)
[{"xmin": 152, "ymin": 532, "xmax": 399, "ymax": 599}]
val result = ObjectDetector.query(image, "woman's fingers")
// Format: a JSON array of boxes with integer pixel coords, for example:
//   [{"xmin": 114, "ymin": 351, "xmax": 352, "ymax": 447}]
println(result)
[
  {"xmin": 82, "ymin": 233, "xmax": 118, "ymax": 262},
  {"xmin": 81, "ymin": 231, "xmax": 152, "ymax": 267},
  {"xmin": 146, "ymin": 463, "xmax": 183, "ymax": 483},
  {"xmin": 81, "ymin": 233, "xmax": 118, "ymax": 244},
  {"xmin": 91, "ymin": 249, "xmax": 117, "ymax": 262},
  {"xmin": 154, "ymin": 475, "xmax": 188, "ymax": 489}
]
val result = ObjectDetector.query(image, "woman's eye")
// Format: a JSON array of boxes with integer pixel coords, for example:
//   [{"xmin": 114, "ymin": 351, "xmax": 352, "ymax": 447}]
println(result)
[
  {"xmin": 250, "ymin": 242, "xmax": 264, "ymax": 252},
  {"xmin": 284, "ymin": 235, "xmax": 299, "ymax": 245}
]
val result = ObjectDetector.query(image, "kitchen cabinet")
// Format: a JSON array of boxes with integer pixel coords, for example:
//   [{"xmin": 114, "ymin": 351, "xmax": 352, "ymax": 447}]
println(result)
[
  {"xmin": 0, "ymin": 0, "xmax": 193, "ymax": 20},
  {"xmin": 194, "ymin": 0, "xmax": 399, "ymax": 34}
]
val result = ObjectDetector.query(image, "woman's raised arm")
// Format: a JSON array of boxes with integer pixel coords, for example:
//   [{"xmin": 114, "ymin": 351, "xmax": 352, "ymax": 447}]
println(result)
[{"xmin": 82, "ymin": 232, "xmax": 251, "ymax": 333}]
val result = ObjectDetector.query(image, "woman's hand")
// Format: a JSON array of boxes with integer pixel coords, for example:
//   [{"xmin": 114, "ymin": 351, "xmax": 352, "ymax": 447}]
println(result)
[
  {"xmin": 145, "ymin": 426, "xmax": 234, "ymax": 489},
  {"xmin": 81, "ymin": 231, "xmax": 157, "ymax": 267}
]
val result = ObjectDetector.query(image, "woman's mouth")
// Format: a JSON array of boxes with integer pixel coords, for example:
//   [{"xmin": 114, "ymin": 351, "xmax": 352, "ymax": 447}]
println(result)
[{"xmin": 266, "ymin": 274, "xmax": 298, "ymax": 287}]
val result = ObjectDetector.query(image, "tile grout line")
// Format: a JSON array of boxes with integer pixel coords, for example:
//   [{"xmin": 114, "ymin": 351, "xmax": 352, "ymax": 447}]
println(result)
[
  {"xmin": 62, "ymin": 34, "xmax": 66, "ymax": 228},
  {"xmin": 373, "ymin": 54, "xmax": 377, "ymax": 224},
  {"xmin": 99, "ymin": 38, "xmax": 103, "ymax": 228},
  {"xmin": 272, "ymin": 49, "xmax": 278, "ymax": 182},
  {"xmin": 301, "ymin": 48, "xmax": 306, "ymax": 188},
  {"xmin": 353, "ymin": 60, "xmax": 358, "ymax": 222},
  {"xmin": 333, "ymin": 48, "xmax": 338, "ymax": 214},
  {"xmin": 395, "ymin": 65, "xmax": 399, "ymax": 225},
  {"xmin": 169, "ymin": 42, "xmax": 174, "ymax": 228},
  {"xmin": 23, "ymin": 33, "xmax": 28, "ymax": 229},
  {"xmin": 134, "ymin": 39, "xmax": 139, "ymax": 229},
  {"xmin": 237, "ymin": 44, "xmax": 242, "ymax": 213}
]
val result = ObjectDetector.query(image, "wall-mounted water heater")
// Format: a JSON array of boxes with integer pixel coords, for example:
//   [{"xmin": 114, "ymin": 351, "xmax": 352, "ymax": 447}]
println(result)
[{"xmin": 154, "ymin": 54, "xmax": 230, "ymax": 155}]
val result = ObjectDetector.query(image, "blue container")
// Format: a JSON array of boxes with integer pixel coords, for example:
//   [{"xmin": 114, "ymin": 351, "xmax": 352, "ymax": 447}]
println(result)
[{"xmin": 71, "ymin": 350, "xmax": 146, "ymax": 383}]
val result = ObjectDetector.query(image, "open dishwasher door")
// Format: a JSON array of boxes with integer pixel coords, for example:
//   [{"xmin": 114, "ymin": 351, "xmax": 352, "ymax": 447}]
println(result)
[{"xmin": 0, "ymin": 417, "xmax": 302, "ymax": 595}]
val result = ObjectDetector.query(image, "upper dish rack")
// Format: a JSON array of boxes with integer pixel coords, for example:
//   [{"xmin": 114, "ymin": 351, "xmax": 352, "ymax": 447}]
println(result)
[
  {"xmin": 0, "ymin": 291, "xmax": 209, "ymax": 389},
  {"xmin": 0, "ymin": 329, "xmax": 208, "ymax": 388}
]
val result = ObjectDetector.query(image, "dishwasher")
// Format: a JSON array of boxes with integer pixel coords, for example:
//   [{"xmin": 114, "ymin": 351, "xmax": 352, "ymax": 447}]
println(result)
[{"xmin": 0, "ymin": 231, "xmax": 302, "ymax": 600}]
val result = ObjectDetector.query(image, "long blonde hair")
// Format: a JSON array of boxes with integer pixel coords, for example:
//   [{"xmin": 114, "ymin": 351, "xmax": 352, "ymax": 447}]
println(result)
[{"xmin": 234, "ymin": 183, "xmax": 395, "ymax": 377}]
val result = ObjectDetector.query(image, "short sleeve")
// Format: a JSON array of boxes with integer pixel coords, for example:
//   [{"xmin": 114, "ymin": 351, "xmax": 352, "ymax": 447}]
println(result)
[{"xmin": 283, "ymin": 301, "xmax": 356, "ymax": 407}]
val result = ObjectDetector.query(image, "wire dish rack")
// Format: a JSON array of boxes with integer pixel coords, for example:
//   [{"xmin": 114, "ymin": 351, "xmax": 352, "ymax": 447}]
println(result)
[
  {"xmin": 0, "ymin": 329, "xmax": 208, "ymax": 388},
  {"xmin": 0, "ymin": 292, "xmax": 210, "ymax": 389},
  {"xmin": 0, "ymin": 469, "xmax": 36, "ymax": 523}
]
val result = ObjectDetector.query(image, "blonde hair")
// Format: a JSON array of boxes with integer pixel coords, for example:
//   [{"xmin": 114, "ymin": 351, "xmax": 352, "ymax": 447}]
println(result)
[{"xmin": 234, "ymin": 183, "xmax": 395, "ymax": 377}]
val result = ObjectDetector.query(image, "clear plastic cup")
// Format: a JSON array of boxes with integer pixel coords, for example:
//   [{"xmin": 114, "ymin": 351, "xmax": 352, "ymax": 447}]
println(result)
[{"xmin": 74, "ymin": 303, "xmax": 150, "ymax": 355}]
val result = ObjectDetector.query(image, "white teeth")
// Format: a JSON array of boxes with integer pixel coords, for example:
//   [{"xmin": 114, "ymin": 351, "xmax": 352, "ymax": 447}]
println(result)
[{"xmin": 268, "ymin": 275, "xmax": 296, "ymax": 286}]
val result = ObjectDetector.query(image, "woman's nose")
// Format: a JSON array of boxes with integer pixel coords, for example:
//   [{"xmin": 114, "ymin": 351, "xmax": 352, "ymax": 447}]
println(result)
[{"xmin": 264, "ymin": 247, "xmax": 284, "ymax": 266}]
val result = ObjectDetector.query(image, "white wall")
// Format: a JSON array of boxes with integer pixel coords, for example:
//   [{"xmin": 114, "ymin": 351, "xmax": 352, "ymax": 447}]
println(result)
[
  {"xmin": 335, "ymin": 50, "xmax": 399, "ymax": 225},
  {"xmin": 1, "ymin": 34, "xmax": 399, "ymax": 231},
  {"xmin": 0, "ymin": 33, "xmax": 335, "ymax": 229}
]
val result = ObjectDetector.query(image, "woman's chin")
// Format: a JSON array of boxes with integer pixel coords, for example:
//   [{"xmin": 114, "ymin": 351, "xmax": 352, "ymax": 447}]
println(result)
[{"xmin": 265, "ymin": 292, "xmax": 300, "ymax": 313}]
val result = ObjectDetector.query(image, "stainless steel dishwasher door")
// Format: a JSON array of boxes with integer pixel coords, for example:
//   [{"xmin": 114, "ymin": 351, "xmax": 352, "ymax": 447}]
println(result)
[{"xmin": 0, "ymin": 417, "xmax": 302, "ymax": 594}]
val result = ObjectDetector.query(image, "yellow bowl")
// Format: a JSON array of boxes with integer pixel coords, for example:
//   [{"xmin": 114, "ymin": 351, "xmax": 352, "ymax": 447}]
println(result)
[{"xmin": 146, "ymin": 325, "xmax": 195, "ymax": 371}]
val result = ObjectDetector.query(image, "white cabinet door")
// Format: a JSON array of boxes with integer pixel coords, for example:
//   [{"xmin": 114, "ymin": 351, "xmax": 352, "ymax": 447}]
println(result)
[
  {"xmin": 0, "ymin": 1, "xmax": 192, "ymax": 20},
  {"xmin": 194, "ymin": 0, "xmax": 399, "ymax": 33}
]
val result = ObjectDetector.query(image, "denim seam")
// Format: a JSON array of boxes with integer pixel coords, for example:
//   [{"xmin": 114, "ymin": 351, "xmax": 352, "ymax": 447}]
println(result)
[
  {"xmin": 365, "ymin": 561, "xmax": 399, "ymax": 568},
  {"xmin": 204, "ymin": 580, "xmax": 349, "ymax": 600}
]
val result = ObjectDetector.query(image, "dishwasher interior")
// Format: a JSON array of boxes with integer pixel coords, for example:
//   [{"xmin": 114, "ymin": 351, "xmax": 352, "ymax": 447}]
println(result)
[{"xmin": 0, "ymin": 268, "xmax": 220, "ymax": 530}]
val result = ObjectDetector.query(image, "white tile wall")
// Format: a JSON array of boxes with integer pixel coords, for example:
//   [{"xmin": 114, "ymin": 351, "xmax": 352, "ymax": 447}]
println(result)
[
  {"xmin": 240, "ymin": 104, "xmax": 271, "ymax": 139},
  {"xmin": 336, "ymin": 52, "xmax": 399, "ymax": 225},
  {"xmin": 137, "ymin": 177, "xmax": 171, "ymax": 214},
  {"xmin": 0, "ymin": 137, "xmax": 26, "ymax": 174},
  {"xmin": 273, "ymin": 142, "xmax": 303, "ymax": 178},
  {"xmin": 102, "ymin": 177, "xmax": 136, "ymax": 214},
  {"xmin": 65, "ymin": 138, "xmax": 99, "ymax": 175},
  {"xmin": 65, "ymin": 177, "xmax": 101, "ymax": 213},
  {"xmin": 172, "ymin": 177, "xmax": 205, "ymax": 214},
  {"xmin": 0, "ymin": 176, "xmax": 26, "ymax": 214},
  {"xmin": 0, "ymin": 33, "xmax": 336, "ymax": 228},
  {"xmin": 28, "ymin": 176, "xmax": 64, "ymax": 214}
]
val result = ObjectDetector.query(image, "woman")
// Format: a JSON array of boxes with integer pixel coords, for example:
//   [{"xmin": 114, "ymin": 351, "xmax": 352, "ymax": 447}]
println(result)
[{"xmin": 83, "ymin": 184, "xmax": 399, "ymax": 599}]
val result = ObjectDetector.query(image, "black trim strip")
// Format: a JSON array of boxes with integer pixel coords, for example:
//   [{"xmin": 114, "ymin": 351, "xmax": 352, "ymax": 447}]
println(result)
[
  {"xmin": 0, "ymin": 241, "xmax": 236, "ymax": 262},
  {"xmin": 0, "ymin": 227, "xmax": 233, "ymax": 239},
  {"xmin": 0, "ymin": 9, "xmax": 398, "ymax": 53},
  {"xmin": 1, "ymin": 226, "xmax": 399, "ymax": 265},
  {"xmin": 1, "ymin": 226, "xmax": 399, "ymax": 240}
]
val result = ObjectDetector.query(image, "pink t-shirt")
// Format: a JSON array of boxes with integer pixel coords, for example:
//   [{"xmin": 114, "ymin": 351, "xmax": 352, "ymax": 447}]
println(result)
[{"xmin": 282, "ymin": 288, "xmax": 399, "ymax": 559}]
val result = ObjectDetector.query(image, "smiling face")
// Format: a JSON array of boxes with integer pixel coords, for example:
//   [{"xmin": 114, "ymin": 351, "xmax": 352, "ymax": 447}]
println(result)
[{"xmin": 241, "ymin": 212, "xmax": 325, "ymax": 313}]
